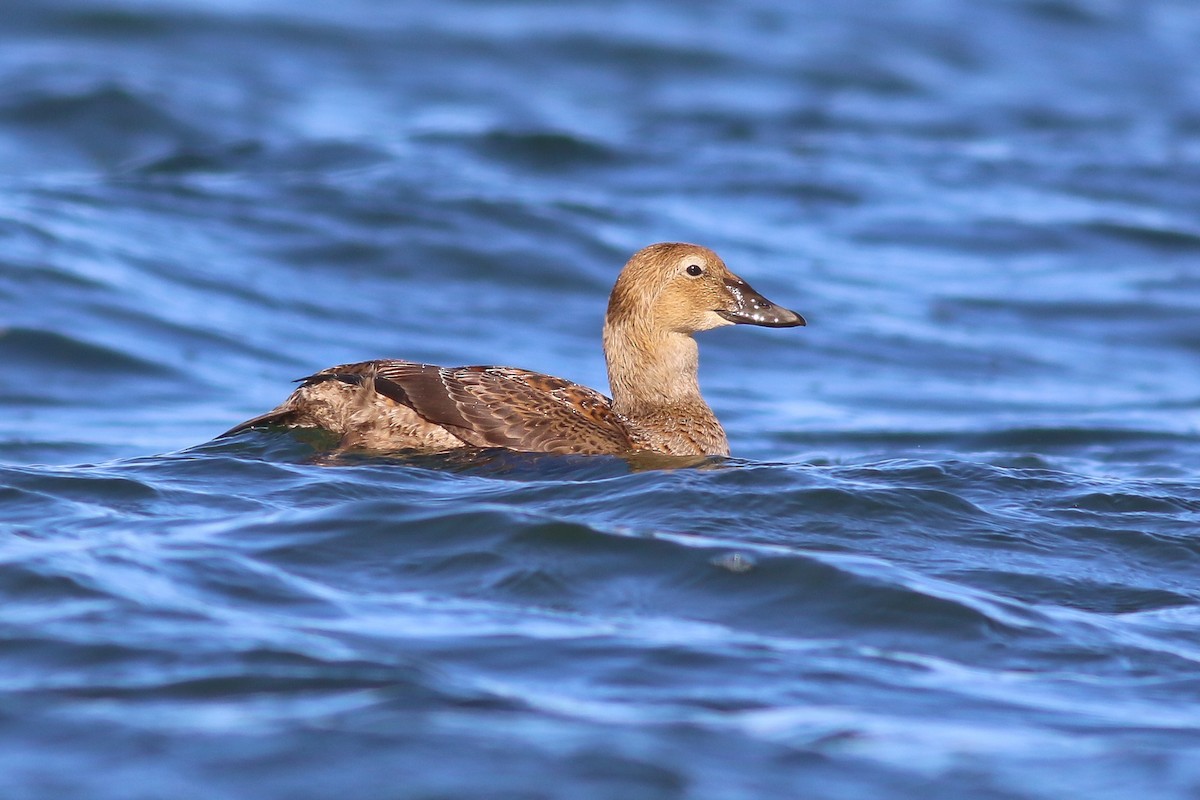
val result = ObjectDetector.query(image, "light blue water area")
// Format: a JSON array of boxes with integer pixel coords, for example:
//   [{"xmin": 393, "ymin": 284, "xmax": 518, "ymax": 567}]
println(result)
[{"xmin": 2, "ymin": 1, "xmax": 1200, "ymax": 798}]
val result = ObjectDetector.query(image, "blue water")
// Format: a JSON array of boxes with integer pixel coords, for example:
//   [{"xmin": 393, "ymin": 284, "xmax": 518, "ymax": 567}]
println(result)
[{"xmin": 3, "ymin": 0, "xmax": 1200, "ymax": 797}]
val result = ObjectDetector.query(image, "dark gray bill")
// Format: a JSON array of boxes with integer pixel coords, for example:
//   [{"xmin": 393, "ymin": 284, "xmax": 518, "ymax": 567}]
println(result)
[{"xmin": 717, "ymin": 278, "xmax": 807, "ymax": 328}]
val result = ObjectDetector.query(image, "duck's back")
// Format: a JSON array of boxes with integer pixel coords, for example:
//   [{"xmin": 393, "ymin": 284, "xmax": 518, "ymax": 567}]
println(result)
[{"xmin": 225, "ymin": 360, "xmax": 638, "ymax": 455}]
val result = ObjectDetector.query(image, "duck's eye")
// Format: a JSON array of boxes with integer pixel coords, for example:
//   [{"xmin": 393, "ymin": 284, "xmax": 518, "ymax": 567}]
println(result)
[{"xmin": 686, "ymin": 264, "xmax": 703, "ymax": 277}]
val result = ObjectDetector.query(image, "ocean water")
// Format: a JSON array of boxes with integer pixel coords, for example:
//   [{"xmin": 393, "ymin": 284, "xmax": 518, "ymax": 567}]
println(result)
[{"xmin": 3, "ymin": 0, "xmax": 1200, "ymax": 797}]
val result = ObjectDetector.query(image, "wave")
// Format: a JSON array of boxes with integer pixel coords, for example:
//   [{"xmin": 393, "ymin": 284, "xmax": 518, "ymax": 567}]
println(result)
[
  {"xmin": 0, "ymin": 326, "xmax": 176, "ymax": 376},
  {"xmin": 0, "ymin": 83, "xmax": 203, "ymax": 171}
]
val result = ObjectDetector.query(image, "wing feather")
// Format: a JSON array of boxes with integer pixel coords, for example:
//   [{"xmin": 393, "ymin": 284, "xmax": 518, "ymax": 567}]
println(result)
[{"xmin": 306, "ymin": 360, "xmax": 634, "ymax": 455}]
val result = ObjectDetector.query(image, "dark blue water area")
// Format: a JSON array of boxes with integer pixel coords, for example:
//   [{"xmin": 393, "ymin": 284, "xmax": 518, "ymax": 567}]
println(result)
[{"xmin": 2, "ymin": 0, "xmax": 1200, "ymax": 797}]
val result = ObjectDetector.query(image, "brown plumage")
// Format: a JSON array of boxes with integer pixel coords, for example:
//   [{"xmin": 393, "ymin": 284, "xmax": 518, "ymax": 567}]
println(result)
[{"xmin": 222, "ymin": 242, "xmax": 805, "ymax": 457}]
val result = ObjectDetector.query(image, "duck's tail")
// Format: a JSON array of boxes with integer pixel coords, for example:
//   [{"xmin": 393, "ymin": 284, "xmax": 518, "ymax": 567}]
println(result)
[
  {"xmin": 217, "ymin": 369, "xmax": 372, "ymax": 440},
  {"xmin": 217, "ymin": 408, "xmax": 301, "ymax": 439}
]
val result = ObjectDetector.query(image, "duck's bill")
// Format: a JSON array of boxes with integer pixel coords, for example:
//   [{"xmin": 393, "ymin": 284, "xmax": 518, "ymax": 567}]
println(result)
[{"xmin": 718, "ymin": 279, "xmax": 807, "ymax": 327}]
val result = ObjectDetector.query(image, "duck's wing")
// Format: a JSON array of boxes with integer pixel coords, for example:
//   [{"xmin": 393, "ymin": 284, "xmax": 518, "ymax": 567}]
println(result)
[{"xmin": 305, "ymin": 360, "xmax": 636, "ymax": 455}]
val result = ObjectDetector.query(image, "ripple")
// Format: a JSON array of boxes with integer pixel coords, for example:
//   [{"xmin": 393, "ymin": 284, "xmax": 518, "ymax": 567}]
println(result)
[
  {"xmin": 1081, "ymin": 220, "xmax": 1200, "ymax": 252},
  {"xmin": 449, "ymin": 129, "xmax": 620, "ymax": 171},
  {"xmin": 0, "ymin": 83, "xmax": 202, "ymax": 170},
  {"xmin": 127, "ymin": 139, "xmax": 392, "ymax": 177},
  {"xmin": 0, "ymin": 327, "xmax": 175, "ymax": 377}
]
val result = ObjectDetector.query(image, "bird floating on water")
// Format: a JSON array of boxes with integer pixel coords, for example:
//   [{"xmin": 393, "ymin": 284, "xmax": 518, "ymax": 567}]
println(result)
[{"xmin": 223, "ymin": 242, "xmax": 805, "ymax": 456}]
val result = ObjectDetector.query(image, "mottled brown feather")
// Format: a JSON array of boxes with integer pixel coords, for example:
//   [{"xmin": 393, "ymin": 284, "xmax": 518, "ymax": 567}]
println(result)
[{"xmin": 296, "ymin": 360, "xmax": 636, "ymax": 455}]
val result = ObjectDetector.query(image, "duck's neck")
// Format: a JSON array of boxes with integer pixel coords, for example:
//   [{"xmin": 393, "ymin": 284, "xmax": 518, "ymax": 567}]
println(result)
[
  {"xmin": 603, "ymin": 320, "xmax": 728, "ymax": 456},
  {"xmin": 602, "ymin": 310, "xmax": 731, "ymax": 456},
  {"xmin": 603, "ymin": 320, "xmax": 702, "ymax": 410}
]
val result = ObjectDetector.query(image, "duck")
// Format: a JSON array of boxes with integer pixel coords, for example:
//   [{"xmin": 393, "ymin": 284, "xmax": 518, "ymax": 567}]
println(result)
[{"xmin": 222, "ymin": 242, "xmax": 805, "ymax": 456}]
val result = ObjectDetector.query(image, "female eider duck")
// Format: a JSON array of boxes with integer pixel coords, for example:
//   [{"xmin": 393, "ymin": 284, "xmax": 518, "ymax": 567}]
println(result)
[{"xmin": 223, "ymin": 242, "xmax": 805, "ymax": 456}]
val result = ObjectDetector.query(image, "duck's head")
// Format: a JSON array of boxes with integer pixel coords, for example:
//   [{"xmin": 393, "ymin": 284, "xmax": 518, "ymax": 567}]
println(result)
[{"xmin": 607, "ymin": 242, "xmax": 806, "ymax": 335}]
